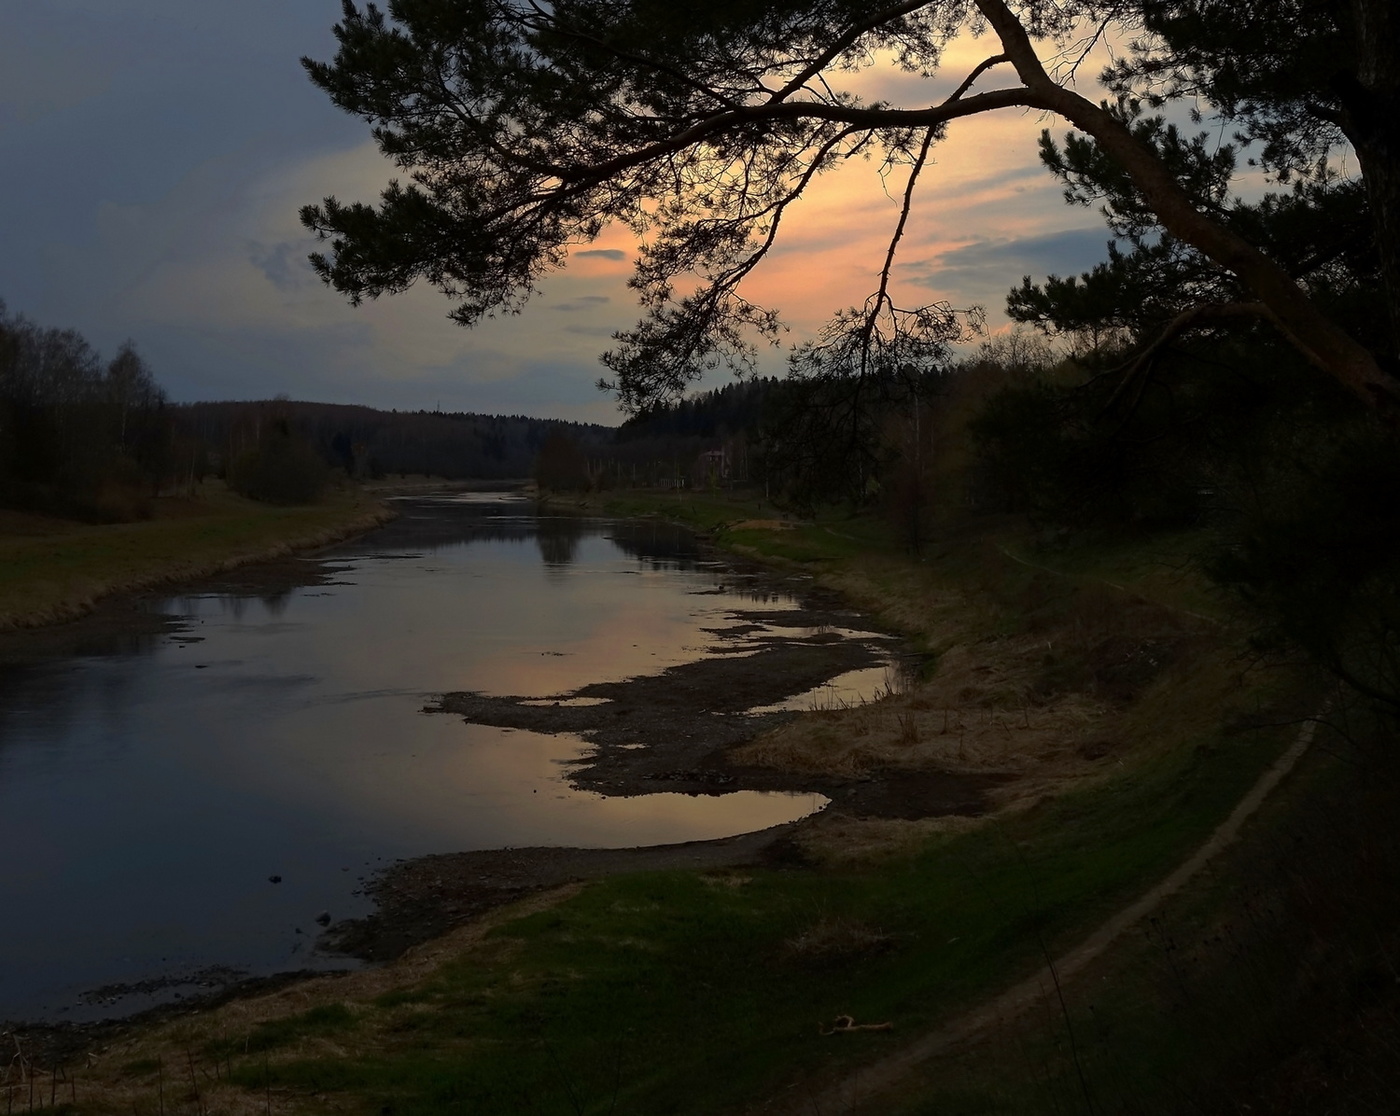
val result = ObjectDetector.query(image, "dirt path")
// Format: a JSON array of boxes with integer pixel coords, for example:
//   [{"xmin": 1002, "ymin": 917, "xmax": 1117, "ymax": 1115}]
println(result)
[{"xmin": 757, "ymin": 714, "xmax": 1320, "ymax": 1116}]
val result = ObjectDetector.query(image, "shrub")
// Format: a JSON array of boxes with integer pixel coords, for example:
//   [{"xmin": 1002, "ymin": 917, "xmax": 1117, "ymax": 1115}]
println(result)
[
  {"xmin": 228, "ymin": 419, "xmax": 329, "ymax": 504},
  {"xmin": 534, "ymin": 430, "xmax": 590, "ymax": 492},
  {"xmin": 1207, "ymin": 422, "xmax": 1400, "ymax": 714}
]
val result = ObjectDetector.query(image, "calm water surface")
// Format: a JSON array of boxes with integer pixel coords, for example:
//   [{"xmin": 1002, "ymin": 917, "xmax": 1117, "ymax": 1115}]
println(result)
[{"xmin": 0, "ymin": 495, "xmax": 888, "ymax": 1023}]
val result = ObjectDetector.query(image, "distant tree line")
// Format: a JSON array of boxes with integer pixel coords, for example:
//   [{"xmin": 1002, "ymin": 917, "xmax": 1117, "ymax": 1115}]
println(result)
[
  {"xmin": 582, "ymin": 379, "xmax": 777, "ymax": 491},
  {"xmin": 0, "ymin": 302, "xmax": 173, "ymax": 520},
  {"xmin": 580, "ymin": 370, "xmax": 948, "ymax": 523},
  {"xmin": 0, "ymin": 303, "xmax": 629, "ymax": 517},
  {"xmin": 175, "ymin": 400, "xmax": 614, "ymax": 487},
  {"xmin": 538, "ymin": 372, "xmax": 937, "ymax": 503},
  {"xmin": 616, "ymin": 379, "xmax": 778, "ymax": 443}
]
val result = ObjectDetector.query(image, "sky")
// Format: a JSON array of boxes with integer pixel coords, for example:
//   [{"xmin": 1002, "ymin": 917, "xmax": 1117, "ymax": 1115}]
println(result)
[{"xmin": 0, "ymin": 2, "xmax": 1122, "ymax": 424}]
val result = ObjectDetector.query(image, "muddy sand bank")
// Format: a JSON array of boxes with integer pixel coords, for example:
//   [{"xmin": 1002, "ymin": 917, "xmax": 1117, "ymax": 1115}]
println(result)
[{"xmin": 336, "ymin": 582, "xmax": 1002, "ymax": 961}]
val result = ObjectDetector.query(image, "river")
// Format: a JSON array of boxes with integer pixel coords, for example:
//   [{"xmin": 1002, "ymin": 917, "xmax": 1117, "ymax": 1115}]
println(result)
[{"xmin": 0, "ymin": 493, "xmax": 901, "ymax": 1025}]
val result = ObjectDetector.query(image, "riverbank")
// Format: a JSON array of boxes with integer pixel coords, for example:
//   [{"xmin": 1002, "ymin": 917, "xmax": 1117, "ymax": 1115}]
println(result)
[
  {"xmin": 0, "ymin": 481, "xmax": 396, "ymax": 630},
  {"xmin": 11, "ymin": 490, "xmax": 1386, "ymax": 1114}
]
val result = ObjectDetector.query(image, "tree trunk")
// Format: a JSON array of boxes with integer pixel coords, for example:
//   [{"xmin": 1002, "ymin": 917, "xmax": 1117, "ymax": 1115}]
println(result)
[
  {"xmin": 1348, "ymin": 0, "xmax": 1400, "ymax": 362},
  {"xmin": 978, "ymin": 0, "xmax": 1400, "ymax": 411}
]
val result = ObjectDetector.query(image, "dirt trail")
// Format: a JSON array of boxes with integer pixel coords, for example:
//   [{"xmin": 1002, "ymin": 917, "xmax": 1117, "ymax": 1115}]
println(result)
[{"xmin": 757, "ymin": 714, "xmax": 1320, "ymax": 1116}]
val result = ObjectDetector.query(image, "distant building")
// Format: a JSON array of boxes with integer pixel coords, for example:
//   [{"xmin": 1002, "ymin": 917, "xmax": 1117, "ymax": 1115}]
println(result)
[{"xmin": 693, "ymin": 446, "xmax": 730, "ymax": 487}]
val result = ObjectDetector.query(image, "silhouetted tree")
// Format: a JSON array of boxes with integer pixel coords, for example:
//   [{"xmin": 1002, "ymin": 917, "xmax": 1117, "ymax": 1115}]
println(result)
[
  {"xmin": 302, "ymin": 0, "xmax": 1400, "ymax": 417},
  {"xmin": 0, "ymin": 303, "xmax": 172, "ymax": 518}
]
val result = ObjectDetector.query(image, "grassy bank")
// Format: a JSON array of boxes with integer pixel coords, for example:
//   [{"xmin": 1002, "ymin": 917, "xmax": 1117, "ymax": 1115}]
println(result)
[
  {"xmin": 0, "ymin": 481, "xmax": 394, "ymax": 629},
  {"xmin": 884, "ymin": 727, "xmax": 1400, "ymax": 1115},
  {"xmin": 33, "ymin": 489, "xmax": 1368, "ymax": 1115}
]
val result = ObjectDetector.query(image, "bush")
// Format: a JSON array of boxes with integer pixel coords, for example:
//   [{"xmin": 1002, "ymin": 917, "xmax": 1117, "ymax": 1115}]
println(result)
[
  {"xmin": 967, "ymin": 334, "xmax": 1361, "ymax": 530},
  {"xmin": 1207, "ymin": 421, "xmax": 1400, "ymax": 713},
  {"xmin": 534, "ymin": 430, "xmax": 590, "ymax": 492},
  {"xmin": 228, "ymin": 420, "xmax": 329, "ymax": 504}
]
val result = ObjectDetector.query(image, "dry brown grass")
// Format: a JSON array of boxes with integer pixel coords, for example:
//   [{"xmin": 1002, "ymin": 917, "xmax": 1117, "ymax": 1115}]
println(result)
[
  {"xmin": 822, "ymin": 557, "xmax": 970, "ymax": 640},
  {"xmin": 731, "ymin": 518, "xmax": 796, "ymax": 531},
  {"xmin": 783, "ymin": 915, "xmax": 897, "ymax": 964},
  {"xmin": 734, "ymin": 549, "xmax": 1213, "ymax": 815},
  {"xmin": 789, "ymin": 813, "xmax": 985, "ymax": 867},
  {"xmin": 734, "ymin": 641, "xmax": 1106, "ymax": 785}
]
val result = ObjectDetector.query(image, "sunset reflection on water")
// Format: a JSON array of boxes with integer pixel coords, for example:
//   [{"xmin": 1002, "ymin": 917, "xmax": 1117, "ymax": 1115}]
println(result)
[{"xmin": 0, "ymin": 496, "xmax": 884, "ymax": 1022}]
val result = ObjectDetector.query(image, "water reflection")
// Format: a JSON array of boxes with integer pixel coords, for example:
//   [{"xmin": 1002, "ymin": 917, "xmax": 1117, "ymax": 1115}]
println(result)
[
  {"xmin": 604, "ymin": 519, "xmax": 702, "ymax": 567},
  {"xmin": 0, "ymin": 495, "xmax": 880, "ymax": 1024},
  {"xmin": 260, "ymin": 587, "xmax": 295, "ymax": 617},
  {"xmin": 536, "ymin": 515, "xmax": 586, "ymax": 568},
  {"xmin": 369, "ymin": 493, "xmax": 707, "ymax": 571}
]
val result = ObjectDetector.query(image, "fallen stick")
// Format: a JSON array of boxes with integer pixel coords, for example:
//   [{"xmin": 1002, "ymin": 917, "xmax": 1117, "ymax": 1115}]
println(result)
[{"xmin": 819, "ymin": 1015, "xmax": 893, "ymax": 1036}]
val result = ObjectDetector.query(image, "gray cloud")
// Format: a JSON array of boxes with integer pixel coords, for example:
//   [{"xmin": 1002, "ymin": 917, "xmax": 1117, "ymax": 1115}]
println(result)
[
  {"xmin": 0, "ymin": 6, "xmax": 359, "ymax": 322},
  {"xmin": 248, "ymin": 240, "xmax": 320, "ymax": 292},
  {"xmin": 573, "ymin": 249, "xmax": 627, "ymax": 261},
  {"xmin": 550, "ymin": 295, "xmax": 612, "ymax": 312},
  {"xmin": 927, "ymin": 227, "xmax": 1113, "ymax": 280},
  {"xmin": 574, "ymin": 247, "xmax": 630, "ymax": 261},
  {"xmin": 904, "ymin": 226, "xmax": 1116, "ymax": 313}
]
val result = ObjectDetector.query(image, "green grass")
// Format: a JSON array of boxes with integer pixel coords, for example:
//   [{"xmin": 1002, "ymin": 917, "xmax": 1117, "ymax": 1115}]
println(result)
[
  {"xmin": 210, "ymin": 705, "xmax": 1288, "ymax": 1115},
  {"xmin": 586, "ymin": 489, "xmax": 766, "ymax": 535},
  {"xmin": 0, "ymin": 482, "xmax": 388, "ymax": 626},
  {"xmin": 994, "ymin": 528, "xmax": 1233, "ymax": 624},
  {"xmin": 208, "ymin": 1003, "xmax": 358, "ymax": 1059},
  {"xmin": 591, "ymin": 488, "xmax": 900, "ymax": 565},
  {"xmin": 885, "ymin": 729, "xmax": 1400, "ymax": 1115}
]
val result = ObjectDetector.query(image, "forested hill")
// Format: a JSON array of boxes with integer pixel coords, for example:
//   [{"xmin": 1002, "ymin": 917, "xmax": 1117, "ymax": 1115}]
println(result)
[
  {"xmin": 616, "ymin": 377, "xmax": 778, "ymax": 442},
  {"xmin": 176, "ymin": 400, "xmax": 614, "ymax": 481}
]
